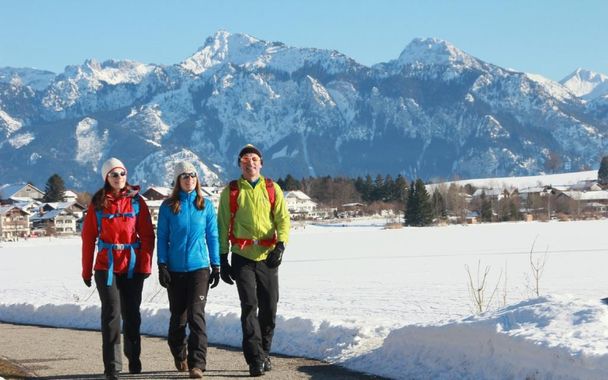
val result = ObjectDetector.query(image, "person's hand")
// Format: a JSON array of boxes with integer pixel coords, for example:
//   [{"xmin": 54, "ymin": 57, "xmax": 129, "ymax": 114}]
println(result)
[
  {"xmin": 158, "ymin": 264, "xmax": 171, "ymax": 288},
  {"xmin": 83, "ymin": 278, "xmax": 92, "ymax": 287},
  {"xmin": 209, "ymin": 266, "xmax": 220, "ymax": 289},
  {"xmin": 220, "ymin": 255, "xmax": 234, "ymax": 285},
  {"xmin": 266, "ymin": 242, "xmax": 285, "ymax": 268}
]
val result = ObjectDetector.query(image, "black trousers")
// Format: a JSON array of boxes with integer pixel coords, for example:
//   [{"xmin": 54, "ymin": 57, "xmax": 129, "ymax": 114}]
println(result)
[
  {"xmin": 231, "ymin": 254, "xmax": 279, "ymax": 365},
  {"xmin": 94, "ymin": 271, "xmax": 145, "ymax": 375},
  {"xmin": 167, "ymin": 268, "xmax": 210, "ymax": 370}
]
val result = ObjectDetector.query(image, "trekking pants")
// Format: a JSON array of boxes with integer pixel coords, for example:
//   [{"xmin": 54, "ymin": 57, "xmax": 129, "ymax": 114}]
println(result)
[
  {"xmin": 231, "ymin": 254, "xmax": 279, "ymax": 364},
  {"xmin": 94, "ymin": 270, "xmax": 145, "ymax": 376},
  {"xmin": 167, "ymin": 268, "xmax": 210, "ymax": 371}
]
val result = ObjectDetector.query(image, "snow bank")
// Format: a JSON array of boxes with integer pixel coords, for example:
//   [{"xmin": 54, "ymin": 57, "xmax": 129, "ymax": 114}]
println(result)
[{"xmin": 344, "ymin": 296, "xmax": 608, "ymax": 379}]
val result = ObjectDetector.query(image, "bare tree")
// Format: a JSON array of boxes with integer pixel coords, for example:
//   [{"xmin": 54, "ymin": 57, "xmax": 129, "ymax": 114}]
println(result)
[
  {"xmin": 544, "ymin": 150, "xmax": 562, "ymax": 174},
  {"xmin": 528, "ymin": 236, "xmax": 548, "ymax": 297},
  {"xmin": 501, "ymin": 261, "xmax": 508, "ymax": 307},
  {"xmin": 465, "ymin": 260, "xmax": 502, "ymax": 314}
]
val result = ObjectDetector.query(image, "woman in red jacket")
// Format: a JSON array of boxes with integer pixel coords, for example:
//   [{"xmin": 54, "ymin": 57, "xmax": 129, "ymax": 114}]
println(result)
[{"xmin": 81, "ymin": 157, "xmax": 155, "ymax": 380}]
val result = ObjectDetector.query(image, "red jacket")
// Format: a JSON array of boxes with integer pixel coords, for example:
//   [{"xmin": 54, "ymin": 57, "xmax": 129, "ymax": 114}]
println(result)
[{"xmin": 81, "ymin": 187, "xmax": 155, "ymax": 281}]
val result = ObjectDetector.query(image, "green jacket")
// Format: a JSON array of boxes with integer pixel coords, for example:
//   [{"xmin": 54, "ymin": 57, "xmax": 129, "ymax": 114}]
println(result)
[{"xmin": 218, "ymin": 176, "xmax": 290, "ymax": 261}]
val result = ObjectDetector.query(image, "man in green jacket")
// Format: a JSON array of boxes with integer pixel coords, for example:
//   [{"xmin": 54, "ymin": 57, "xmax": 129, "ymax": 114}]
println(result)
[{"xmin": 218, "ymin": 144, "xmax": 290, "ymax": 377}]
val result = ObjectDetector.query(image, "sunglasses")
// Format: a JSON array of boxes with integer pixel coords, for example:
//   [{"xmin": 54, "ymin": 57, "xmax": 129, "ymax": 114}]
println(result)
[
  {"xmin": 108, "ymin": 171, "xmax": 126, "ymax": 178},
  {"xmin": 180, "ymin": 172, "xmax": 197, "ymax": 179},
  {"xmin": 240, "ymin": 156, "xmax": 260, "ymax": 163}
]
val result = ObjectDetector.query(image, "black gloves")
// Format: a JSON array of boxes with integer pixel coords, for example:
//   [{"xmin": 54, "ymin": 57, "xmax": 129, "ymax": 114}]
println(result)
[
  {"xmin": 209, "ymin": 266, "xmax": 220, "ymax": 289},
  {"xmin": 220, "ymin": 255, "xmax": 234, "ymax": 285},
  {"xmin": 83, "ymin": 278, "xmax": 92, "ymax": 287},
  {"xmin": 158, "ymin": 264, "xmax": 171, "ymax": 288},
  {"xmin": 266, "ymin": 242, "xmax": 285, "ymax": 268}
]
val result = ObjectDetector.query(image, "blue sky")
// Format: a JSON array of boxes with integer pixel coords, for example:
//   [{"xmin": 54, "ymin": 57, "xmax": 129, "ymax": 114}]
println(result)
[{"xmin": 1, "ymin": 0, "xmax": 606, "ymax": 81}]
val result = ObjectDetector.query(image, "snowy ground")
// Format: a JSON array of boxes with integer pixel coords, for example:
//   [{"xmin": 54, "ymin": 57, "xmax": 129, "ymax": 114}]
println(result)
[{"xmin": 2, "ymin": 219, "xmax": 608, "ymax": 379}]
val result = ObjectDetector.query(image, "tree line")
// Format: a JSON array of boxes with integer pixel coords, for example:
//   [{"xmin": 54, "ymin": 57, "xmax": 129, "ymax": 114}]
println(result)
[{"xmin": 276, "ymin": 174, "xmax": 437, "ymax": 226}]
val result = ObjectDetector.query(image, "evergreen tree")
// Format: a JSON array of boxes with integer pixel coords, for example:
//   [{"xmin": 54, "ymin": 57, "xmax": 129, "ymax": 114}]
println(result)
[
  {"xmin": 43, "ymin": 174, "xmax": 66, "ymax": 202},
  {"xmin": 599, "ymin": 156, "xmax": 608, "ymax": 185},
  {"xmin": 276, "ymin": 177, "xmax": 286, "ymax": 190},
  {"xmin": 394, "ymin": 175, "xmax": 409, "ymax": 204},
  {"xmin": 405, "ymin": 179, "xmax": 433, "ymax": 226},
  {"xmin": 360, "ymin": 175, "xmax": 373, "ymax": 202},
  {"xmin": 370, "ymin": 174, "xmax": 384, "ymax": 201},
  {"xmin": 384, "ymin": 174, "xmax": 395, "ymax": 201},
  {"xmin": 284, "ymin": 174, "xmax": 301, "ymax": 190},
  {"xmin": 431, "ymin": 189, "xmax": 447, "ymax": 220},
  {"xmin": 404, "ymin": 180, "xmax": 417, "ymax": 226},
  {"xmin": 415, "ymin": 179, "xmax": 433, "ymax": 226},
  {"xmin": 480, "ymin": 191, "xmax": 493, "ymax": 222}
]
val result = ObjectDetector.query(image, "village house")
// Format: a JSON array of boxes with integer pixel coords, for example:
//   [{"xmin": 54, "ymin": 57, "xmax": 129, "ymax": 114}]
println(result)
[
  {"xmin": 284, "ymin": 190, "xmax": 318, "ymax": 217},
  {"xmin": 41, "ymin": 201, "xmax": 86, "ymax": 219},
  {"xmin": 0, "ymin": 205, "xmax": 31, "ymax": 240},
  {"xmin": 144, "ymin": 200, "xmax": 164, "ymax": 229},
  {"xmin": 0, "ymin": 183, "xmax": 44, "ymax": 204},
  {"xmin": 556, "ymin": 190, "xmax": 608, "ymax": 215},
  {"xmin": 141, "ymin": 186, "xmax": 172, "ymax": 201},
  {"xmin": 201, "ymin": 186, "xmax": 222, "ymax": 209},
  {"xmin": 31, "ymin": 208, "xmax": 80, "ymax": 236}
]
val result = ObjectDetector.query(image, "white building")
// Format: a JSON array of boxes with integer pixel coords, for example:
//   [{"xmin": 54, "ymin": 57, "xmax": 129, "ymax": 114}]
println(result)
[
  {"xmin": 0, "ymin": 205, "xmax": 31, "ymax": 240},
  {"xmin": 0, "ymin": 183, "xmax": 44, "ymax": 202},
  {"xmin": 201, "ymin": 186, "xmax": 223, "ymax": 210},
  {"xmin": 284, "ymin": 191, "xmax": 317, "ymax": 215},
  {"xmin": 144, "ymin": 199, "xmax": 164, "ymax": 229}
]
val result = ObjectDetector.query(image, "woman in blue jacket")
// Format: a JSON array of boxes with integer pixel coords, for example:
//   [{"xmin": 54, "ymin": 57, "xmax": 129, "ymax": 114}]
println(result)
[{"xmin": 156, "ymin": 161, "xmax": 220, "ymax": 379}]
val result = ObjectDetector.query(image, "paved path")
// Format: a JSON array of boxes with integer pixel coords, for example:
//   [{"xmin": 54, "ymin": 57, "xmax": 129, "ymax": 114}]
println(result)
[{"xmin": 0, "ymin": 323, "xmax": 384, "ymax": 379}]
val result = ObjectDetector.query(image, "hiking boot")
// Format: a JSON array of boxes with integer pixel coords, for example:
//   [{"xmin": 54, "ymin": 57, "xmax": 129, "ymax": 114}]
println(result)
[
  {"xmin": 174, "ymin": 358, "xmax": 188, "ymax": 372},
  {"xmin": 128, "ymin": 358, "xmax": 142, "ymax": 374},
  {"xmin": 189, "ymin": 367, "xmax": 204, "ymax": 378},
  {"xmin": 263, "ymin": 356, "xmax": 272, "ymax": 372},
  {"xmin": 249, "ymin": 360, "xmax": 265, "ymax": 377}
]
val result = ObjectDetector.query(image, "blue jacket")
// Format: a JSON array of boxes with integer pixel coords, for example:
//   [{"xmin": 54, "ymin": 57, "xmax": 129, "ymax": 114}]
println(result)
[{"xmin": 157, "ymin": 191, "xmax": 220, "ymax": 272}]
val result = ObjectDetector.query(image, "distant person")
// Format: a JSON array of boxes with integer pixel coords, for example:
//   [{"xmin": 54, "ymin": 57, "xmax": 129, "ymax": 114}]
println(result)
[
  {"xmin": 81, "ymin": 157, "xmax": 155, "ymax": 380},
  {"xmin": 218, "ymin": 144, "xmax": 290, "ymax": 377},
  {"xmin": 156, "ymin": 161, "xmax": 220, "ymax": 379}
]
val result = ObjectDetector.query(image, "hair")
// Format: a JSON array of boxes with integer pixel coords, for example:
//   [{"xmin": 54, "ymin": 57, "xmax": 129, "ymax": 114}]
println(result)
[
  {"xmin": 92, "ymin": 181, "xmax": 133, "ymax": 211},
  {"xmin": 168, "ymin": 177, "xmax": 205, "ymax": 214}
]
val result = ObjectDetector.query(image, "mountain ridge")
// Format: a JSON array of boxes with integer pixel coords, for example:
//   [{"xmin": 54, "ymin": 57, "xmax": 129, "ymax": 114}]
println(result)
[{"xmin": 0, "ymin": 31, "xmax": 607, "ymax": 191}]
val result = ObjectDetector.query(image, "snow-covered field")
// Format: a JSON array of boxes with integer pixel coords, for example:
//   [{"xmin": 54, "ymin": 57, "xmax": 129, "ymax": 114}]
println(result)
[{"xmin": 2, "ymin": 218, "xmax": 608, "ymax": 379}]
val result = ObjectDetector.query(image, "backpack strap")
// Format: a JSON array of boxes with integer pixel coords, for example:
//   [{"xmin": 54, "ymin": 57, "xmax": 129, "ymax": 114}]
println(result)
[
  {"xmin": 95, "ymin": 194, "xmax": 141, "ymax": 286},
  {"xmin": 228, "ymin": 180, "xmax": 239, "ymax": 247},
  {"xmin": 265, "ymin": 178, "xmax": 276, "ymax": 213}
]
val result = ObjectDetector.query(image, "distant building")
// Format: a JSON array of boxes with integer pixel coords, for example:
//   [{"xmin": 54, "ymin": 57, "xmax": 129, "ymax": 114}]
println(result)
[
  {"xmin": 0, "ymin": 205, "xmax": 31, "ymax": 240},
  {"xmin": 145, "ymin": 199, "xmax": 164, "ymax": 229},
  {"xmin": 63, "ymin": 190, "xmax": 78, "ymax": 202},
  {"xmin": 31, "ymin": 208, "xmax": 80, "ymax": 236},
  {"xmin": 201, "ymin": 186, "xmax": 222, "ymax": 209},
  {"xmin": 142, "ymin": 187, "xmax": 172, "ymax": 201},
  {"xmin": 284, "ymin": 190, "xmax": 318, "ymax": 215},
  {"xmin": 0, "ymin": 183, "xmax": 44, "ymax": 203}
]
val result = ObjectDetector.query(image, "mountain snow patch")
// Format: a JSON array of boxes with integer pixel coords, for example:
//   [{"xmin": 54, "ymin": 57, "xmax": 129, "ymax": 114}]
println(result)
[
  {"xmin": 0, "ymin": 109, "xmax": 23, "ymax": 136},
  {"xmin": 75, "ymin": 118, "xmax": 108, "ymax": 169},
  {"xmin": 8, "ymin": 132, "xmax": 35, "ymax": 149}
]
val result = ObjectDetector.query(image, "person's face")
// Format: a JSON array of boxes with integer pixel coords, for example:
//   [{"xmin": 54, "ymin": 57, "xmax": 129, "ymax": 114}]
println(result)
[
  {"xmin": 107, "ymin": 169, "xmax": 126, "ymax": 192},
  {"xmin": 179, "ymin": 172, "xmax": 197, "ymax": 193},
  {"xmin": 239, "ymin": 153, "xmax": 262, "ymax": 181}
]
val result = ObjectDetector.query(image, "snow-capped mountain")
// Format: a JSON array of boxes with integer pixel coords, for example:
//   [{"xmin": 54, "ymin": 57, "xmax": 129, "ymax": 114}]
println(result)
[
  {"xmin": 560, "ymin": 68, "xmax": 608, "ymax": 100},
  {"xmin": 0, "ymin": 31, "xmax": 607, "ymax": 191}
]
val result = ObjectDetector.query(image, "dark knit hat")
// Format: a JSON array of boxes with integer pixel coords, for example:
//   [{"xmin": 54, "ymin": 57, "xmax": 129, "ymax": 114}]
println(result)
[{"xmin": 238, "ymin": 144, "xmax": 262, "ymax": 159}]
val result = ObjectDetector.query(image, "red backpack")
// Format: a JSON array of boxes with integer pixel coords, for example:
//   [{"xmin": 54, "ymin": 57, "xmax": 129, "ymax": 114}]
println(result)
[{"xmin": 228, "ymin": 178, "xmax": 277, "ymax": 250}]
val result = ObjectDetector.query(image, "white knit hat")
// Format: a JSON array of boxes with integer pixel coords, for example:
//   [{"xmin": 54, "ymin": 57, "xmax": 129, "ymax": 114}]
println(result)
[
  {"xmin": 174, "ymin": 161, "xmax": 197, "ymax": 181},
  {"xmin": 101, "ymin": 157, "xmax": 126, "ymax": 181}
]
